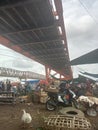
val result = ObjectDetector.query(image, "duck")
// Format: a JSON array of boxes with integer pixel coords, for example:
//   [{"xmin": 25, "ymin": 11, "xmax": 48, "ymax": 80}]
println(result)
[{"xmin": 21, "ymin": 109, "xmax": 32, "ymax": 128}]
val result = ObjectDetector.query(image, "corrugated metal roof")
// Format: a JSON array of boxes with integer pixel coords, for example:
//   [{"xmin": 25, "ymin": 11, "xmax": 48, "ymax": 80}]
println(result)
[{"xmin": 0, "ymin": 0, "xmax": 72, "ymax": 78}]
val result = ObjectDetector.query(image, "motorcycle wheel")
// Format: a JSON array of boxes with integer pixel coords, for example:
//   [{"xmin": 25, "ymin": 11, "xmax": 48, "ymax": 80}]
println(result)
[
  {"xmin": 72, "ymin": 99, "xmax": 79, "ymax": 109},
  {"xmin": 46, "ymin": 99, "xmax": 56, "ymax": 111}
]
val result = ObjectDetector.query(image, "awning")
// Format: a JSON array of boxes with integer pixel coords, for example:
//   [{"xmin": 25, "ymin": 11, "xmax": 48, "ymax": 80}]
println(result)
[
  {"xmin": 80, "ymin": 71, "xmax": 98, "ymax": 79},
  {"xmin": 71, "ymin": 49, "xmax": 98, "ymax": 65}
]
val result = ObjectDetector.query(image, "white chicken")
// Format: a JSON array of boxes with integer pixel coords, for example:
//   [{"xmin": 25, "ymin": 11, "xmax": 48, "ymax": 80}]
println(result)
[
  {"xmin": 21, "ymin": 109, "xmax": 32, "ymax": 128},
  {"xmin": 77, "ymin": 96, "xmax": 94, "ymax": 107}
]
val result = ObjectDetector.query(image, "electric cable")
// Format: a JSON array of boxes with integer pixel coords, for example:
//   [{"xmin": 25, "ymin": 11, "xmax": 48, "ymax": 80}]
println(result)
[{"xmin": 78, "ymin": 0, "xmax": 98, "ymax": 24}]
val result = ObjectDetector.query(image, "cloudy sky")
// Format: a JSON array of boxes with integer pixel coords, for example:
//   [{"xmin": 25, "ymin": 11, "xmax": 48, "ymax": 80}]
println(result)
[
  {"xmin": 0, "ymin": 45, "xmax": 45, "ymax": 74},
  {"xmin": 0, "ymin": 0, "xmax": 98, "ymax": 77},
  {"xmin": 62, "ymin": 0, "xmax": 98, "ymax": 77}
]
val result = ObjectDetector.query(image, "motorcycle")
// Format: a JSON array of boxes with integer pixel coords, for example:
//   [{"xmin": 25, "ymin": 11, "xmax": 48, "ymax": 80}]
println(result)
[{"xmin": 46, "ymin": 89, "xmax": 79, "ymax": 111}]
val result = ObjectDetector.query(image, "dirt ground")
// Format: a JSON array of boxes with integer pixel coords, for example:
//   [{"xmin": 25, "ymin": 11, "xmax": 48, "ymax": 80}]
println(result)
[{"xmin": 0, "ymin": 103, "xmax": 98, "ymax": 130}]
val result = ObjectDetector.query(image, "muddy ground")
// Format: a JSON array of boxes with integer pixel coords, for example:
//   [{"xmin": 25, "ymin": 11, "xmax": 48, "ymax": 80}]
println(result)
[{"xmin": 0, "ymin": 103, "xmax": 97, "ymax": 130}]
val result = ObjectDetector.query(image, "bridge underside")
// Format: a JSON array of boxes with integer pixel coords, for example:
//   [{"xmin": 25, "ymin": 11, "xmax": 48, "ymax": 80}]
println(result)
[{"xmin": 0, "ymin": 0, "xmax": 72, "ymax": 80}]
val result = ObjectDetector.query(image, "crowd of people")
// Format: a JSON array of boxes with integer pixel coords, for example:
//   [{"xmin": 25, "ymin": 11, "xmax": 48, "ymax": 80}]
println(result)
[
  {"xmin": 0, "ymin": 80, "xmax": 12, "ymax": 92},
  {"xmin": 0, "ymin": 80, "xmax": 29, "ymax": 96},
  {"xmin": 0, "ymin": 78, "xmax": 98, "ymax": 99},
  {"xmin": 0, "ymin": 80, "xmax": 43, "ymax": 96},
  {"xmin": 70, "ymin": 79, "xmax": 98, "ymax": 98}
]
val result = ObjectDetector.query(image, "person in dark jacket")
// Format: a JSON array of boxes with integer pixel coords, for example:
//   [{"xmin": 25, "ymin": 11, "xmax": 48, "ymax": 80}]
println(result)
[
  {"xmin": 59, "ymin": 82, "xmax": 70, "ymax": 104},
  {"xmin": 7, "ymin": 81, "xmax": 12, "ymax": 91}
]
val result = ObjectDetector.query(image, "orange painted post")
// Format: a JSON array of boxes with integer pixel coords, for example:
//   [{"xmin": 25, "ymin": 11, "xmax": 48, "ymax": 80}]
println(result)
[{"xmin": 45, "ymin": 66, "xmax": 48, "ymax": 81}]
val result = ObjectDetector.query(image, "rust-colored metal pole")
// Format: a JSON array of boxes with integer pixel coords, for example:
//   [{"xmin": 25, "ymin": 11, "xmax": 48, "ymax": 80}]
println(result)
[
  {"xmin": 53, "ymin": 0, "xmax": 73, "ymax": 80},
  {"xmin": 45, "ymin": 66, "xmax": 49, "ymax": 81}
]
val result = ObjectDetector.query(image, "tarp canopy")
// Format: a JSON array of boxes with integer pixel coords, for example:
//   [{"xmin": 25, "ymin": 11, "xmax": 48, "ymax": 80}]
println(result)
[
  {"xmin": 73, "ymin": 74, "xmax": 95, "ymax": 83},
  {"xmin": 26, "ymin": 80, "xmax": 40, "ymax": 84},
  {"xmin": 80, "ymin": 72, "xmax": 98, "ymax": 79},
  {"xmin": 71, "ymin": 49, "xmax": 98, "ymax": 65}
]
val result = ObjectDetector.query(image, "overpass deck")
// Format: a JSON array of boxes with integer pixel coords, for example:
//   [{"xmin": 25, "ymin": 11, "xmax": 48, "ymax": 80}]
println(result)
[
  {"xmin": 0, "ymin": 0, "xmax": 72, "ymax": 79},
  {"xmin": 0, "ymin": 67, "xmax": 45, "ymax": 79}
]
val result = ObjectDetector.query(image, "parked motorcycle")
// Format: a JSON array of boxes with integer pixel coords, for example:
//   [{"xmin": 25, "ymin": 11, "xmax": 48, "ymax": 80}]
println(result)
[{"xmin": 46, "ymin": 89, "xmax": 79, "ymax": 111}]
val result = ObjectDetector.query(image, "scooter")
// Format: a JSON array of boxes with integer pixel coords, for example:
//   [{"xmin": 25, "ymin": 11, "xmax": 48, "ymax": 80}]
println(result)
[{"xmin": 46, "ymin": 89, "xmax": 79, "ymax": 111}]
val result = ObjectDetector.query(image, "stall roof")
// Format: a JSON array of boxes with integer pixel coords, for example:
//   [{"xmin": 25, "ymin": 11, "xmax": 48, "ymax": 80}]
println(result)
[
  {"xmin": 80, "ymin": 71, "xmax": 98, "ymax": 79},
  {"xmin": 71, "ymin": 49, "xmax": 98, "ymax": 65},
  {"xmin": 0, "ymin": 0, "xmax": 72, "ymax": 78}
]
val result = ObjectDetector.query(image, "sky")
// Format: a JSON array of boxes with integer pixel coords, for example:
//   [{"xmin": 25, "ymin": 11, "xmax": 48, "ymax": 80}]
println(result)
[
  {"xmin": 0, "ymin": 0, "xmax": 98, "ymax": 78},
  {"xmin": 0, "ymin": 45, "xmax": 45, "ymax": 74},
  {"xmin": 62, "ymin": 0, "xmax": 98, "ymax": 77}
]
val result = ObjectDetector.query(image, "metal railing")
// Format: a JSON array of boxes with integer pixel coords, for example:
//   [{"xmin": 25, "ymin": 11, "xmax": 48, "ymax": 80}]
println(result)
[{"xmin": 0, "ymin": 67, "xmax": 45, "ymax": 79}]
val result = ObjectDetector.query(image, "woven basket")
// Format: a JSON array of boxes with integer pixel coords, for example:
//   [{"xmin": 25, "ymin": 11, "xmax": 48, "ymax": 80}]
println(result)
[{"xmin": 44, "ymin": 115, "xmax": 92, "ymax": 130}]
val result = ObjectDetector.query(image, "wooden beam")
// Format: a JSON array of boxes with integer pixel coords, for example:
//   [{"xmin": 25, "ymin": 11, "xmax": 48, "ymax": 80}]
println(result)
[
  {"xmin": 18, "ymin": 38, "xmax": 62, "ymax": 46},
  {"xmin": 29, "ymin": 47, "xmax": 64, "ymax": 53},
  {"xmin": 39, "ymin": 57, "xmax": 67, "ymax": 61},
  {"xmin": 2, "ymin": 24, "xmax": 56, "ymax": 35},
  {"xmin": 3, "ymin": 33, "xmax": 63, "ymax": 47},
  {"xmin": 36, "ymin": 53, "xmax": 65, "ymax": 58},
  {"xmin": 30, "ymin": 51, "xmax": 66, "ymax": 57}
]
